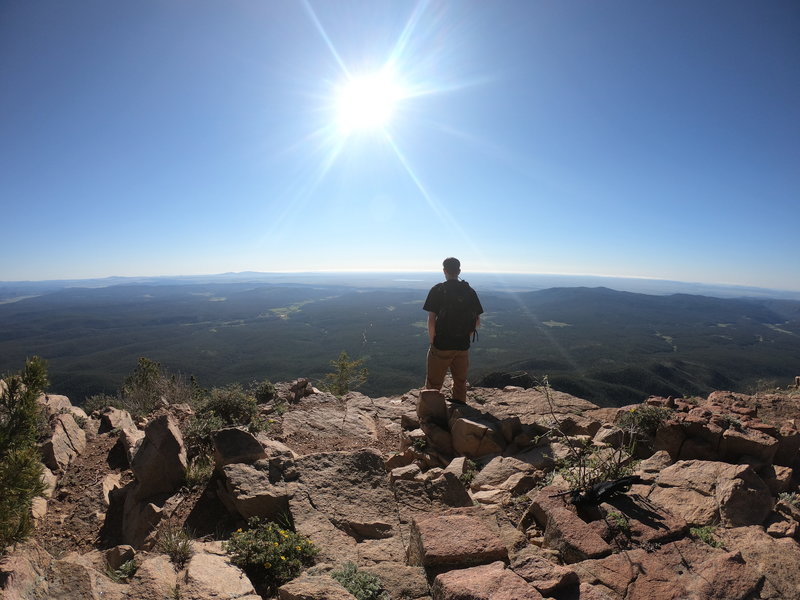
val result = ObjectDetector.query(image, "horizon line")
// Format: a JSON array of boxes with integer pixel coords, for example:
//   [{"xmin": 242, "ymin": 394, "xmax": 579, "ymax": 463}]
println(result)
[{"xmin": 1, "ymin": 269, "xmax": 798, "ymax": 294}]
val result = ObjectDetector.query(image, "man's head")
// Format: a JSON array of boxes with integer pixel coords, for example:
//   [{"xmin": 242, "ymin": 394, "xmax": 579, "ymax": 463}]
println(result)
[{"xmin": 442, "ymin": 257, "xmax": 461, "ymax": 279}]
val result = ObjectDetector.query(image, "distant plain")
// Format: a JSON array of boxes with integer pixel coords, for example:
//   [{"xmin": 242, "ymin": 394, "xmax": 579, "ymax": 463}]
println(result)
[{"xmin": 1, "ymin": 273, "xmax": 799, "ymax": 407}]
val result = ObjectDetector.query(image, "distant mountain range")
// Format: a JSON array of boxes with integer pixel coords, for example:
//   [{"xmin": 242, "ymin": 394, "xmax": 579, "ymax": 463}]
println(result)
[
  {"xmin": 1, "ymin": 275, "xmax": 798, "ymax": 407},
  {"xmin": 3, "ymin": 271, "xmax": 800, "ymax": 301}
]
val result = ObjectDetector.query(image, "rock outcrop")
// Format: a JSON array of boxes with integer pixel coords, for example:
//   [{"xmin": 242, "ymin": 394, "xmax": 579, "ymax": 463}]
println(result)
[{"xmin": 3, "ymin": 384, "xmax": 799, "ymax": 600}]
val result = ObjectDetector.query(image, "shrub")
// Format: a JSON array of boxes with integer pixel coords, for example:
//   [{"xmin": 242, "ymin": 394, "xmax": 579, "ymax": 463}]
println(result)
[
  {"xmin": 606, "ymin": 510, "xmax": 630, "ymax": 533},
  {"xmin": 0, "ymin": 357, "xmax": 48, "ymax": 553},
  {"xmin": 778, "ymin": 491, "xmax": 799, "ymax": 507},
  {"xmin": 331, "ymin": 562, "xmax": 389, "ymax": 600},
  {"xmin": 617, "ymin": 405, "xmax": 673, "ymax": 438},
  {"xmin": 459, "ymin": 459, "xmax": 480, "ymax": 487},
  {"xmin": 540, "ymin": 376, "xmax": 634, "ymax": 493},
  {"xmin": 106, "ymin": 559, "xmax": 138, "ymax": 582},
  {"xmin": 690, "ymin": 525, "xmax": 722, "ymax": 548},
  {"xmin": 320, "ymin": 351, "xmax": 368, "ymax": 397},
  {"xmin": 184, "ymin": 384, "xmax": 265, "ymax": 458},
  {"xmin": 249, "ymin": 379, "xmax": 276, "ymax": 403},
  {"xmin": 225, "ymin": 517, "xmax": 318, "ymax": 594},
  {"xmin": 201, "ymin": 384, "xmax": 258, "ymax": 424},
  {"xmin": 84, "ymin": 358, "xmax": 200, "ymax": 418},
  {"xmin": 183, "ymin": 454, "xmax": 214, "ymax": 491},
  {"xmin": 158, "ymin": 524, "xmax": 194, "ymax": 568}
]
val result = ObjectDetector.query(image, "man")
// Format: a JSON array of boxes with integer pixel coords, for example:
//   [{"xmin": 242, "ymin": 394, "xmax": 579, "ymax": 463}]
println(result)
[{"xmin": 423, "ymin": 257, "xmax": 484, "ymax": 403}]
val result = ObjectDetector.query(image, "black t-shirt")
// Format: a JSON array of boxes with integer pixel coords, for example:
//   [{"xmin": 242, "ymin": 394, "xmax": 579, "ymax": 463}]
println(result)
[{"xmin": 423, "ymin": 279, "xmax": 484, "ymax": 350}]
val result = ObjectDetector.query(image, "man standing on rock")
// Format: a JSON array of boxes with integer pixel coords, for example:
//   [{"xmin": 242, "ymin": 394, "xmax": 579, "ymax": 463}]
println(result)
[{"xmin": 423, "ymin": 257, "xmax": 484, "ymax": 403}]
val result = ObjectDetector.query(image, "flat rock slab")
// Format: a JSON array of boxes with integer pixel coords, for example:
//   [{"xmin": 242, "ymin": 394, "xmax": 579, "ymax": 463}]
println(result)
[
  {"xmin": 281, "ymin": 397, "xmax": 379, "ymax": 444},
  {"xmin": 470, "ymin": 387, "xmax": 599, "ymax": 424},
  {"xmin": 432, "ymin": 561, "xmax": 544, "ymax": 600},
  {"xmin": 601, "ymin": 495, "xmax": 688, "ymax": 546},
  {"xmin": 574, "ymin": 538, "xmax": 763, "ymax": 600},
  {"xmin": 408, "ymin": 509, "xmax": 508, "ymax": 570},
  {"xmin": 288, "ymin": 449, "xmax": 402, "ymax": 565}
]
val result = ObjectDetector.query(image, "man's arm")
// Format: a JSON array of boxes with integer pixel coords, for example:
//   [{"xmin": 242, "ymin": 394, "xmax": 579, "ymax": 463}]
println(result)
[{"xmin": 427, "ymin": 311, "xmax": 437, "ymax": 345}]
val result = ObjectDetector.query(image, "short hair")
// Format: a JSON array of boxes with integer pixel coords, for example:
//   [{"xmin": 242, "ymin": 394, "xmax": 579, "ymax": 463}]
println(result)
[{"xmin": 442, "ymin": 257, "xmax": 461, "ymax": 274}]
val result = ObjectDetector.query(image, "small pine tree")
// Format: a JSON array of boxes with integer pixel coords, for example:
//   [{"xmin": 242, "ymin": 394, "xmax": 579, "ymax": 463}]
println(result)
[
  {"xmin": 320, "ymin": 351, "xmax": 368, "ymax": 397},
  {"xmin": 0, "ymin": 357, "xmax": 48, "ymax": 553}
]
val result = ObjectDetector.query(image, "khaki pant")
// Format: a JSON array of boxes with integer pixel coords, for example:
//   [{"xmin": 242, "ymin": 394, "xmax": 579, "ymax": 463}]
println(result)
[{"xmin": 425, "ymin": 346, "xmax": 470, "ymax": 402}]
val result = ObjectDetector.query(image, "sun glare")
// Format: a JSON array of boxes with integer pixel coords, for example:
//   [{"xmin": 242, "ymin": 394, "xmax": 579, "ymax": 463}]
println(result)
[{"xmin": 336, "ymin": 71, "xmax": 404, "ymax": 134}]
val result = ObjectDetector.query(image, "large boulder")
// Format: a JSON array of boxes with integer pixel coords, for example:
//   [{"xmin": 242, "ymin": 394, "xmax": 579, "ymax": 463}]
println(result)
[
  {"xmin": 407, "ymin": 508, "xmax": 508, "ymax": 570},
  {"xmin": 125, "ymin": 554, "xmax": 177, "ymax": 600},
  {"xmin": 431, "ymin": 561, "xmax": 544, "ymax": 600},
  {"xmin": 469, "ymin": 456, "xmax": 535, "ymax": 491},
  {"xmin": 41, "ymin": 413, "xmax": 86, "ymax": 472},
  {"xmin": 98, "ymin": 407, "xmax": 137, "ymax": 434},
  {"xmin": 450, "ymin": 417, "xmax": 505, "ymax": 458},
  {"xmin": 218, "ymin": 461, "xmax": 291, "ymax": 520},
  {"xmin": 543, "ymin": 507, "xmax": 612, "ymax": 563},
  {"xmin": 646, "ymin": 460, "xmax": 773, "ymax": 527},
  {"xmin": 36, "ymin": 394, "xmax": 73, "ymax": 420},
  {"xmin": 183, "ymin": 542, "xmax": 261, "ymax": 600},
  {"xmin": 130, "ymin": 414, "xmax": 187, "ymax": 499},
  {"xmin": 417, "ymin": 389, "xmax": 448, "ymax": 424},
  {"xmin": 47, "ymin": 554, "xmax": 127, "ymax": 600},
  {"xmin": 213, "ymin": 427, "xmax": 267, "ymax": 468},
  {"xmin": 0, "ymin": 541, "xmax": 52, "ymax": 600},
  {"xmin": 524, "ymin": 487, "xmax": 612, "ymax": 564}
]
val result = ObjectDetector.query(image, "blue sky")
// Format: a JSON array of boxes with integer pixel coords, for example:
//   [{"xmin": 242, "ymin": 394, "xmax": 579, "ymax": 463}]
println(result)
[{"xmin": 2, "ymin": 1, "xmax": 798, "ymax": 290}]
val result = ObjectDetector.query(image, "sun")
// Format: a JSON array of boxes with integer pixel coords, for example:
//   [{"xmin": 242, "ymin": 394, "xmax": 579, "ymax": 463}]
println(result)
[{"xmin": 335, "ymin": 71, "xmax": 405, "ymax": 135}]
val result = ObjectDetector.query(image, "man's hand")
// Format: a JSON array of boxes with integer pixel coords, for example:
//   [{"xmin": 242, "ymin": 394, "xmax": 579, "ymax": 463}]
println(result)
[{"xmin": 427, "ymin": 312, "xmax": 437, "ymax": 345}]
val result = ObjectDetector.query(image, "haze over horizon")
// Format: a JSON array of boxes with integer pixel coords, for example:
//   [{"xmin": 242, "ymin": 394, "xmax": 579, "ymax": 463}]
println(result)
[{"xmin": 2, "ymin": 2, "xmax": 798, "ymax": 290}]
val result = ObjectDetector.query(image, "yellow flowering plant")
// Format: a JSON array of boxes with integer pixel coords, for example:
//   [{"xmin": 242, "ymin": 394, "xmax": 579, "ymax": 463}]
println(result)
[{"xmin": 225, "ymin": 517, "xmax": 319, "ymax": 594}]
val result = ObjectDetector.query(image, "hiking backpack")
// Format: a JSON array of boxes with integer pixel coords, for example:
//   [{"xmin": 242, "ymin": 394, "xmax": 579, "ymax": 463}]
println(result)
[{"xmin": 437, "ymin": 281, "xmax": 478, "ymax": 342}]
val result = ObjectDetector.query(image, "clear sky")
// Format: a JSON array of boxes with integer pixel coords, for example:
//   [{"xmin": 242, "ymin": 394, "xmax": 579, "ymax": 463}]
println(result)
[{"xmin": 2, "ymin": 1, "xmax": 798, "ymax": 289}]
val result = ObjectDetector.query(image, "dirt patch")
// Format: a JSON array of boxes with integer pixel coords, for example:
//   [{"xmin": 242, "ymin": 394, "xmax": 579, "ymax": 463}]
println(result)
[{"xmin": 34, "ymin": 430, "xmax": 133, "ymax": 555}]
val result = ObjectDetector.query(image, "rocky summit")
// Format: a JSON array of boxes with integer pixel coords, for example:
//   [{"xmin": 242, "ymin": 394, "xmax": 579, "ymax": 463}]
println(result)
[{"xmin": 2, "ymin": 378, "xmax": 800, "ymax": 600}]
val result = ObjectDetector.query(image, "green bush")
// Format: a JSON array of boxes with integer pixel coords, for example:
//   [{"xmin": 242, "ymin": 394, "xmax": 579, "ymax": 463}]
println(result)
[
  {"xmin": 249, "ymin": 379, "xmax": 276, "ymax": 403},
  {"xmin": 184, "ymin": 384, "xmax": 265, "ymax": 458},
  {"xmin": 320, "ymin": 351, "xmax": 368, "ymax": 397},
  {"xmin": 606, "ymin": 510, "xmax": 630, "ymax": 533},
  {"xmin": 0, "ymin": 357, "xmax": 48, "ymax": 553},
  {"xmin": 331, "ymin": 562, "xmax": 389, "ymax": 600},
  {"xmin": 83, "ymin": 358, "xmax": 201, "ymax": 419},
  {"xmin": 690, "ymin": 525, "xmax": 722, "ymax": 548},
  {"xmin": 459, "ymin": 459, "xmax": 480, "ymax": 487},
  {"xmin": 617, "ymin": 404, "xmax": 673, "ymax": 438},
  {"xmin": 225, "ymin": 517, "xmax": 318, "ymax": 594}
]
